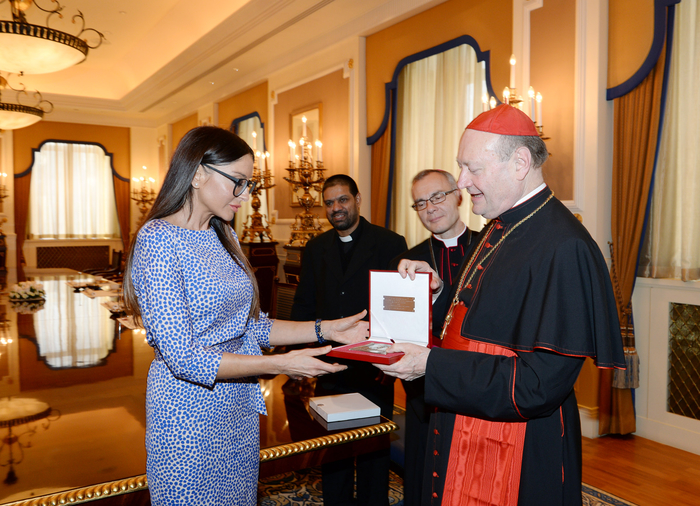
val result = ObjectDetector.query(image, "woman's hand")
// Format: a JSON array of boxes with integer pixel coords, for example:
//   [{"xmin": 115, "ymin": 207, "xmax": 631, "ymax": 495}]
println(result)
[
  {"xmin": 279, "ymin": 346, "xmax": 347, "ymax": 378},
  {"xmin": 323, "ymin": 310, "xmax": 370, "ymax": 345},
  {"xmin": 397, "ymin": 259, "xmax": 443, "ymax": 293}
]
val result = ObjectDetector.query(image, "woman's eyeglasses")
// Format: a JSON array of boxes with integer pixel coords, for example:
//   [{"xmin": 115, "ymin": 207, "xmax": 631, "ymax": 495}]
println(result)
[
  {"xmin": 202, "ymin": 163, "xmax": 257, "ymax": 197},
  {"xmin": 411, "ymin": 189, "xmax": 459, "ymax": 211}
]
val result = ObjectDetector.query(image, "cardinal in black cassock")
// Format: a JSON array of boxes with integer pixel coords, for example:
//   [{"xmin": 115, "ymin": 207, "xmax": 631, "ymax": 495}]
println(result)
[{"xmin": 378, "ymin": 105, "xmax": 625, "ymax": 506}]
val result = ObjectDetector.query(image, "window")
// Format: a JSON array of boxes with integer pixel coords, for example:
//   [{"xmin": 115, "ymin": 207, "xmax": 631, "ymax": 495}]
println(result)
[
  {"xmin": 392, "ymin": 43, "xmax": 487, "ymax": 246},
  {"xmin": 28, "ymin": 142, "xmax": 120, "ymax": 239}
]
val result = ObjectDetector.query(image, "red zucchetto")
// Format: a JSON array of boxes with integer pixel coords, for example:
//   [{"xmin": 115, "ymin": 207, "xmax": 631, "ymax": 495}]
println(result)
[{"xmin": 467, "ymin": 104, "xmax": 538, "ymax": 136}]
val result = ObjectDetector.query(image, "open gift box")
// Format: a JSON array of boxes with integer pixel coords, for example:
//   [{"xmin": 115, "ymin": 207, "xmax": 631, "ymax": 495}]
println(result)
[{"xmin": 326, "ymin": 270, "xmax": 432, "ymax": 364}]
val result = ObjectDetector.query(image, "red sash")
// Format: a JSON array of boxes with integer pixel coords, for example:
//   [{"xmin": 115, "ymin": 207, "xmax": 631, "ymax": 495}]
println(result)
[{"xmin": 441, "ymin": 304, "xmax": 527, "ymax": 506}]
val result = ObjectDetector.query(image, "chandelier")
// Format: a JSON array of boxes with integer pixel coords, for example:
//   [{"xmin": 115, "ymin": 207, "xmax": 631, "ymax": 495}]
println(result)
[
  {"xmin": 0, "ymin": 73, "xmax": 52, "ymax": 130},
  {"xmin": 0, "ymin": 0, "xmax": 104, "ymax": 75},
  {"xmin": 0, "ymin": 0, "xmax": 103, "ymax": 130}
]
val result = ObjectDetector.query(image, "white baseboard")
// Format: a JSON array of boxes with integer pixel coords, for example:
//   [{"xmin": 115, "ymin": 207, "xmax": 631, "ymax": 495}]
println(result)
[
  {"xmin": 579, "ymin": 405, "xmax": 599, "ymax": 439},
  {"xmin": 636, "ymin": 416, "xmax": 700, "ymax": 456}
]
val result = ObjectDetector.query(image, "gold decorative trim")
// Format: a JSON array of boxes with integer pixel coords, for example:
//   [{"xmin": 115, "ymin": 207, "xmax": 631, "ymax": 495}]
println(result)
[
  {"xmin": 3, "ymin": 421, "xmax": 397, "ymax": 506},
  {"xmin": 4, "ymin": 475, "xmax": 149, "ymax": 506},
  {"xmin": 260, "ymin": 420, "xmax": 397, "ymax": 462}
]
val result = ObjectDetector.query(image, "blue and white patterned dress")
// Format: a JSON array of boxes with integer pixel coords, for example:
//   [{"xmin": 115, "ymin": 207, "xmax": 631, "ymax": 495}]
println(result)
[{"xmin": 131, "ymin": 219, "xmax": 272, "ymax": 506}]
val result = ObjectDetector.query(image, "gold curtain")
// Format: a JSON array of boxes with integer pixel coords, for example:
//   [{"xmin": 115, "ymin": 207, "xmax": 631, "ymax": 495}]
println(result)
[
  {"xmin": 602, "ymin": 43, "xmax": 667, "ymax": 436},
  {"xmin": 370, "ymin": 114, "xmax": 392, "ymax": 227},
  {"xmin": 13, "ymin": 173, "xmax": 32, "ymax": 282},
  {"xmin": 112, "ymin": 174, "xmax": 131, "ymax": 252}
]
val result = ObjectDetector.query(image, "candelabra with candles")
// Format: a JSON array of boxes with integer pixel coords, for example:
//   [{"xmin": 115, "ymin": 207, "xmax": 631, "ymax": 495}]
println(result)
[
  {"xmin": 482, "ymin": 55, "xmax": 549, "ymax": 141},
  {"xmin": 241, "ymin": 132, "xmax": 276, "ymax": 242},
  {"xmin": 131, "ymin": 169, "xmax": 157, "ymax": 227},
  {"xmin": 0, "ymin": 173, "xmax": 8, "ymax": 213},
  {"xmin": 284, "ymin": 117, "xmax": 326, "ymax": 247}
]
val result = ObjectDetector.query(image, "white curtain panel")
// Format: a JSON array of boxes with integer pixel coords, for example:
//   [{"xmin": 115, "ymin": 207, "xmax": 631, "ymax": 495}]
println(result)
[
  {"xmin": 28, "ymin": 142, "xmax": 120, "ymax": 239},
  {"xmin": 234, "ymin": 118, "xmax": 268, "ymax": 239},
  {"xmin": 393, "ymin": 44, "xmax": 487, "ymax": 248},
  {"xmin": 639, "ymin": 1, "xmax": 700, "ymax": 281}
]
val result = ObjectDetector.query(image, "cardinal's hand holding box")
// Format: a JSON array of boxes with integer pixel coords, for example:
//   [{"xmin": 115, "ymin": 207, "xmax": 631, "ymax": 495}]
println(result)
[{"xmin": 326, "ymin": 267, "xmax": 437, "ymax": 364}]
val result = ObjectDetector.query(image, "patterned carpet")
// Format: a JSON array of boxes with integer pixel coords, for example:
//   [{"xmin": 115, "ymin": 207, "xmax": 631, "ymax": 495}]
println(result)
[
  {"xmin": 258, "ymin": 467, "xmax": 637, "ymax": 505},
  {"xmin": 258, "ymin": 467, "xmax": 402, "ymax": 506}
]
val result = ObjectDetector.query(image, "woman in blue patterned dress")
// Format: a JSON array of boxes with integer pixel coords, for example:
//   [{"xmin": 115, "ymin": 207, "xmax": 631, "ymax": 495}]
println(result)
[{"xmin": 122, "ymin": 126, "xmax": 369, "ymax": 506}]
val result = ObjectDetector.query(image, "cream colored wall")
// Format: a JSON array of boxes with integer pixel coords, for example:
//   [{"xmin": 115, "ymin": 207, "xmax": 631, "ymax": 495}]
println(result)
[{"xmin": 273, "ymin": 70, "xmax": 350, "ymax": 221}]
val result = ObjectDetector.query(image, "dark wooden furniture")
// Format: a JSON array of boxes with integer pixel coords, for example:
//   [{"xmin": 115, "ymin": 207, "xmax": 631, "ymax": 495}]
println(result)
[
  {"xmin": 269, "ymin": 281, "xmax": 297, "ymax": 320},
  {"xmin": 240, "ymin": 241, "xmax": 279, "ymax": 313},
  {"xmin": 0, "ymin": 272, "xmax": 395, "ymax": 506},
  {"xmin": 281, "ymin": 244, "xmax": 304, "ymax": 285}
]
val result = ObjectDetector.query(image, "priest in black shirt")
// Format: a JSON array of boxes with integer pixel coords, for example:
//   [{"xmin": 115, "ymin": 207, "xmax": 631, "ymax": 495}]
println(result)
[
  {"xmin": 292, "ymin": 174, "xmax": 407, "ymax": 506},
  {"xmin": 379, "ymin": 105, "xmax": 625, "ymax": 506}
]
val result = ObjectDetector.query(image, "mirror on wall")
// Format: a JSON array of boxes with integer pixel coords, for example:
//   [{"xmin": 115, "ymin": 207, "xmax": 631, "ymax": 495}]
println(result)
[
  {"xmin": 289, "ymin": 105, "xmax": 322, "ymax": 207},
  {"xmin": 232, "ymin": 113, "xmax": 265, "ymax": 153},
  {"xmin": 230, "ymin": 113, "xmax": 267, "ymax": 237},
  {"xmin": 290, "ymin": 105, "xmax": 321, "ymax": 147}
]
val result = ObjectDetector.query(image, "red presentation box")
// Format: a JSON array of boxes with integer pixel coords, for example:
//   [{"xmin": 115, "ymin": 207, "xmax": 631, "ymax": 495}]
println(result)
[{"xmin": 327, "ymin": 270, "xmax": 432, "ymax": 365}]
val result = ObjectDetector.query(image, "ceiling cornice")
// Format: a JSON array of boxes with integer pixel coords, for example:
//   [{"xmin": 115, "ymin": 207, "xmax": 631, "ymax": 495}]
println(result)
[{"xmin": 134, "ymin": 0, "xmax": 335, "ymax": 113}]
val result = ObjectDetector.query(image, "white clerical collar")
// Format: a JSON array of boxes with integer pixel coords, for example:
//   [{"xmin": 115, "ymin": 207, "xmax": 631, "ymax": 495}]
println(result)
[
  {"xmin": 432, "ymin": 222, "xmax": 467, "ymax": 248},
  {"xmin": 513, "ymin": 183, "xmax": 547, "ymax": 208},
  {"xmin": 339, "ymin": 235, "xmax": 353, "ymax": 243}
]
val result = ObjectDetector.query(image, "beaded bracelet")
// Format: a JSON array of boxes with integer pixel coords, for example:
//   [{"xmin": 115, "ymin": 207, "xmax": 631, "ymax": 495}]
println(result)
[{"xmin": 315, "ymin": 319, "xmax": 327, "ymax": 344}]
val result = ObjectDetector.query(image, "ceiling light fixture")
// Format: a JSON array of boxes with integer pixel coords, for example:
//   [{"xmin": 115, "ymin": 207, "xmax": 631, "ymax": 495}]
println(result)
[
  {"xmin": 0, "ymin": 0, "xmax": 104, "ymax": 75},
  {"xmin": 0, "ymin": 73, "xmax": 52, "ymax": 130}
]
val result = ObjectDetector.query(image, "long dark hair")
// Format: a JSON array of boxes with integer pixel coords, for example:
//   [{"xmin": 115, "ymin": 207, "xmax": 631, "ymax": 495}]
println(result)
[{"xmin": 122, "ymin": 126, "xmax": 261, "ymax": 323}]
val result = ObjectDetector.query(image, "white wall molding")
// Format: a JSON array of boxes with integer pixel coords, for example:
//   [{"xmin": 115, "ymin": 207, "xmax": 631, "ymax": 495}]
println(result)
[
  {"xmin": 572, "ymin": 0, "xmax": 614, "ymax": 251},
  {"xmin": 579, "ymin": 406, "xmax": 600, "ymax": 439},
  {"xmin": 513, "ymin": 0, "xmax": 544, "ymax": 96},
  {"xmin": 632, "ymin": 278, "xmax": 700, "ymax": 456}
]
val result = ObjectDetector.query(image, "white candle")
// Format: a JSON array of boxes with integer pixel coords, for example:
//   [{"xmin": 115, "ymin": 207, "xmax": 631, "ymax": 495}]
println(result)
[
  {"xmin": 503, "ymin": 87, "xmax": 510, "ymax": 105},
  {"xmin": 536, "ymin": 92, "xmax": 543, "ymax": 126},
  {"xmin": 509, "ymin": 54, "xmax": 516, "ymax": 89},
  {"xmin": 482, "ymin": 94, "xmax": 488, "ymax": 112},
  {"xmin": 316, "ymin": 140, "xmax": 323, "ymax": 162},
  {"xmin": 489, "ymin": 96, "xmax": 497, "ymax": 110},
  {"xmin": 288, "ymin": 140, "xmax": 294, "ymax": 163},
  {"xmin": 528, "ymin": 87, "xmax": 536, "ymax": 121},
  {"xmin": 302, "ymin": 116, "xmax": 307, "ymax": 137},
  {"xmin": 251, "ymin": 131, "xmax": 257, "ymax": 151}
]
